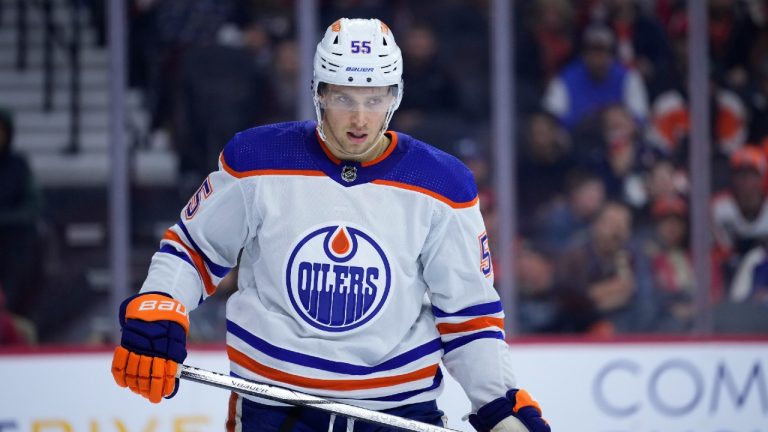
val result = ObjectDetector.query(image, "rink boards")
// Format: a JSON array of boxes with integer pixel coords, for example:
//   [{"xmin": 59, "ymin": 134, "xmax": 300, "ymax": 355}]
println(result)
[{"xmin": 0, "ymin": 338, "xmax": 766, "ymax": 432}]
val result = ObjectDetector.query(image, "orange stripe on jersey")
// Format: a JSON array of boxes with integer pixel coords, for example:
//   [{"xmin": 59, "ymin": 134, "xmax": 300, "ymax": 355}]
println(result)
[
  {"xmin": 162, "ymin": 229, "xmax": 217, "ymax": 296},
  {"xmin": 436, "ymin": 317, "xmax": 504, "ymax": 335},
  {"xmin": 220, "ymin": 153, "xmax": 325, "ymax": 178},
  {"xmin": 371, "ymin": 179, "xmax": 479, "ymax": 209},
  {"xmin": 228, "ymin": 346, "xmax": 439, "ymax": 391},
  {"xmin": 361, "ymin": 132, "xmax": 398, "ymax": 167},
  {"xmin": 225, "ymin": 392, "xmax": 238, "ymax": 432},
  {"xmin": 331, "ymin": 20, "xmax": 341, "ymax": 32}
]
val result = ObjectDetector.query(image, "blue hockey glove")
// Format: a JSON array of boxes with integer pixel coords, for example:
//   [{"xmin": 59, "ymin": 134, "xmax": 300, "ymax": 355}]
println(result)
[
  {"xmin": 468, "ymin": 388, "xmax": 550, "ymax": 432},
  {"xmin": 110, "ymin": 292, "xmax": 189, "ymax": 403}
]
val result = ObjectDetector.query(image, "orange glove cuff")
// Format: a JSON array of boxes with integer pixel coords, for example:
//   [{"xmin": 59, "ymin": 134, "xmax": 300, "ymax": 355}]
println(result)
[
  {"xmin": 124, "ymin": 293, "xmax": 190, "ymax": 334},
  {"xmin": 512, "ymin": 388, "xmax": 542, "ymax": 414}
]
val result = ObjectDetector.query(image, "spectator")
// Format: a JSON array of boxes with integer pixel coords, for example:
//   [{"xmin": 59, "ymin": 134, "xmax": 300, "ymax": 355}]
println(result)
[
  {"xmin": 711, "ymin": 146, "xmax": 768, "ymax": 289},
  {"xmin": 633, "ymin": 157, "xmax": 688, "ymax": 231},
  {"xmin": 0, "ymin": 109, "xmax": 41, "ymax": 317},
  {"xmin": 648, "ymin": 7, "xmax": 751, "ymax": 190},
  {"xmin": 542, "ymin": 23, "xmax": 649, "ymax": 130},
  {"xmin": 603, "ymin": 0, "xmax": 675, "ymax": 98},
  {"xmin": 516, "ymin": 0, "xmax": 578, "ymax": 113},
  {"xmin": 175, "ymin": 35, "xmax": 274, "ymax": 193},
  {"xmin": 646, "ymin": 195, "xmax": 695, "ymax": 330},
  {"xmin": 392, "ymin": 23, "xmax": 464, "ymax": 147},
  {"xmin": 265, "ymin": 39, "xmax": 300, "ymax": 123},
  {"xmin": 647, "ymin": 78, "xmax": 749, "ymax": 189},
  {"xmin": 746, "ymin": 59, "xmax": 768, "ymax": 144},
  {"xmin": 534, "ymin": 170, "xmax": 607, "ymax": 252},
  {"xmin": 398, "ymin": 24, "xmax": 461, "ymax": 116},
  {"xmin": 142, "ymin": 0, "xmax": 243, "ymax": 133},
  {"xmin": 516, "ymin": 242, "xmax": 608, "ymax": 334},
  {"xmin": 706, "ymin": 0, "xmax": 765, "ymax": 91},
  {"xmin": 557, "ymin": 202, "xmax": 663, "ymax": 333},
  {"xmin": 517, "ymin": 110, "xmax": 575, "ymax": 233},
  {"xmin": 578, "ymin": 104, "xmax": 660, "ymax": 210}
]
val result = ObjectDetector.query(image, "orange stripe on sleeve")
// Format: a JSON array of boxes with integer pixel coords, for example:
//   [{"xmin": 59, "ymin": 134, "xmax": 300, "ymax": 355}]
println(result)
[
  {"xmin": 227, "ymin": 346, "xmax": 438, "ymax": 391},
  {"xmin": 436, "ymin": 317, "xmax": 504, "ymax": 335},
  {"xmin": 162, "ymin": 229, "xmax": 217, "ymax": 296},
  {"xmin": 220, "ymin": 153, "xmax": 325, "ymax": 178},
  {"xmin": 371, "ymin": 179, "xmax": 479, "ymax": 209}
]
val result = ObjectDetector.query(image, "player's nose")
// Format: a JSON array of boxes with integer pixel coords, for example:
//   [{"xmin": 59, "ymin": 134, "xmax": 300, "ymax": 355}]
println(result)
[{"xmin": 349, "ymin": 109, "xmax": 366, "ymax": 126}]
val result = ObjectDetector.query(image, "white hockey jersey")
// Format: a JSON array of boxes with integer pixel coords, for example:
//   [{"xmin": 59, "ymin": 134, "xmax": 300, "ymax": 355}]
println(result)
[{"xmin": 141, "ymin": 121, "xmax": 517, "ymax": 410}]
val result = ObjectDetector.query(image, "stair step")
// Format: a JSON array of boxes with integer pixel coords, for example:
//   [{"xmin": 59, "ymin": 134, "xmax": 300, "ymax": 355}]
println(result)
[
  {"xmin": 0, "ymin": 4, "xmax": 89, "ymax": 27},
  {"xmin": 16, "ymin": 129, "xmax": 110, "ymax": 152},
  {"xmin": 0, "ymin": 87, "xmax": 109, "ymax": 109},
  {"xmin": 28, "ymin": 150, "xmax": 179, "ymax": 187},
  {"xmin": 0, "ymin": 26, "xmax": 97, "ymax": 47},
  {"xmin": 0, "ymin": 46, "xmax": 107, "ymax": 67},
  {"xmin": 15, "ymin": 111, "xmax": 109, "ymax": 131},
  {"xmin": 0, "ymin": 68, "xmax": 109, "ymax": 88}
]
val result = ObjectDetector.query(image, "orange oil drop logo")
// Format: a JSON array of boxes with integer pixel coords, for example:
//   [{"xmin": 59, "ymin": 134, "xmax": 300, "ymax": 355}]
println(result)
[{"xmin": 331, "ymin": 227, "xmax": 351, "ymax": 255}]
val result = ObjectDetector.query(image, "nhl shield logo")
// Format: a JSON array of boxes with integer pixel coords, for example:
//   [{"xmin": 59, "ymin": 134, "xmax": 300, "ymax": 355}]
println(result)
[
  {"xmin": 341, "ymin": 165, "xmax": 357, "ymax": 182},
  {"xmin": 285, "ymin": 224, "xmax": 391, "ymax": 332}
]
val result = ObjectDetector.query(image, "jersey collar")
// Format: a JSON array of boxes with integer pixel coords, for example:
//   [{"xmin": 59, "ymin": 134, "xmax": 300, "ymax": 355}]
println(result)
[
  {"xmin": 314, "ymin": 129, "xmax": 399, "ymax": 167},
  {"xmin": 308, "ymin": 125, "xmax": 404, "ymax": 187}
]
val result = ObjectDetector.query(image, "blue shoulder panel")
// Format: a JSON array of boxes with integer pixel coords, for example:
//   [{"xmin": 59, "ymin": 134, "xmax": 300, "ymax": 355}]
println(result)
[
  {"xmin": 382, "ymin": 133, "xmax": 478, "ymax": 204},
  {"xmin": 221, "ymin": 121, "xmax": 319, "ymax": 173}
]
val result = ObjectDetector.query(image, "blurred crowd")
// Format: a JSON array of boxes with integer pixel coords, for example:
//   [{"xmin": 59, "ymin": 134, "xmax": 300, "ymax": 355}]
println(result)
[
  {"xmin": 510, "ymin": 0, "xmax": 768, "ymax": 335},
  {"xmin": 2, "ymin": 0, "xmax": 768, "ymax": 345}
]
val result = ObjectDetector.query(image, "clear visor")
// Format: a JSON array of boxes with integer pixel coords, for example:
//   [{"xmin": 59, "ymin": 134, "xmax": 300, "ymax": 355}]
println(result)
[{"xmin": 318, "ymin": 86, "xmax": 397, "ymax": 113}]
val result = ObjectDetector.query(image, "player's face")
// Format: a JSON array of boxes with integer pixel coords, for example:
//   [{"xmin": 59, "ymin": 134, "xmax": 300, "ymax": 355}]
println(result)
[{"xmin": 319, "ymin": 85, "xmax": 395, "ymax": 162}]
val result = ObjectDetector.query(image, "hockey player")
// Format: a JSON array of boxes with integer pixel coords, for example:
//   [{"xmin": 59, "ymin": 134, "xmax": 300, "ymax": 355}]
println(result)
[{"xmin": 111, "ymin": 18, "xmax": 550, "ymax": 432}]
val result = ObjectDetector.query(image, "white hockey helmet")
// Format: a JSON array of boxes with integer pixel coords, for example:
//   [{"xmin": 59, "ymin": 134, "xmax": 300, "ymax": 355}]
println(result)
[{"xmin": 312, "ymin": 18, "xmax": 404, "ymax": 142}]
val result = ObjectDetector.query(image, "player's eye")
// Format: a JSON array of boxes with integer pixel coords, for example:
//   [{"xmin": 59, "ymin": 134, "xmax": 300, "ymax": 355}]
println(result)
[
  {"xmin": 366, "ymin": 97, "xmax": 383, "ymax": 107},
  {"xmin": 334, "ymin": 95, "xmax": 353, "ymax": 105}
]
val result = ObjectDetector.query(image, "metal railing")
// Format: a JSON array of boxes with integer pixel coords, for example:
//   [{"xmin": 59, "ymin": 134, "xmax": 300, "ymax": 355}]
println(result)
[{"xmin": 15, "ymin": 0, "xmax": 82, "ymax": 153}]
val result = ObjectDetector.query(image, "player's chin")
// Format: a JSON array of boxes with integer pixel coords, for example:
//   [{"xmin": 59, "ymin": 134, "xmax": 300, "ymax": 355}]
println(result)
[{"xmin": 342, "ymin": 140, "xmax": 373, "ymax": 155}]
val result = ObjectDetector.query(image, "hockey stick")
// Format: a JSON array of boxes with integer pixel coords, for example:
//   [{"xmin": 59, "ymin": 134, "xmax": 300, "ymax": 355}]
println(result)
[{"xmin": 178, "ymin": 364, "xmax": 458, "ymax": 432}]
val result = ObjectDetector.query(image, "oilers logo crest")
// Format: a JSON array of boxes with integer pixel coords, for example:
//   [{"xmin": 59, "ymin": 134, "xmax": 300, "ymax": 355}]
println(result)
[{"xmin": 285, "ymin": 224, "xmax": 391, "ymax": 332}]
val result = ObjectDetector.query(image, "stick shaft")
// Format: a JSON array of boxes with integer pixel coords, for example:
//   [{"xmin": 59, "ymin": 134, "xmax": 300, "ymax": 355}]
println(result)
[{"xmin": 178, "ymin": 364, "xmax": 457, "ymax": 432}]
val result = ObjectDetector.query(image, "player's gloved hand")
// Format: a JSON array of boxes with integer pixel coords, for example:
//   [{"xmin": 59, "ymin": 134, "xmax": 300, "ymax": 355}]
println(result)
[
  {"xmin": 111, "ymin": 292, "xmax": 189, "ymax": 403},
  {"xmin": 468, "ymin": 388, "xmax": 550, "ymax": 432}
]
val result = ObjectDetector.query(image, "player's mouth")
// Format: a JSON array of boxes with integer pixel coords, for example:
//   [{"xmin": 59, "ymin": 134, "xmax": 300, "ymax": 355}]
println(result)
[{"xmin": 347, "ymin": 131, "xmax": 368, "ymax": 145}]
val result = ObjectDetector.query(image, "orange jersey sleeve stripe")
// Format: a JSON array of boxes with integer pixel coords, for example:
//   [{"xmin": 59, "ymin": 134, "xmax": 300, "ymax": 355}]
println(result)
[
  {"xmin": 227, "ymin": 346, "xmax": 439, "ymax": 391},
  {"xmin": 371, "ymin": 179, "xmax": 479, "ymax": 209},
  {"xmin": 220, "ymin": 154, "xmax": 325, "ymax": 178},
  {"xmin": 436, "ymin": 317, "xmax": 504, "ymax": 335},
  {"xmin": 162, "ymin": 229, "xmax": 217, "ymax": 296}
]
